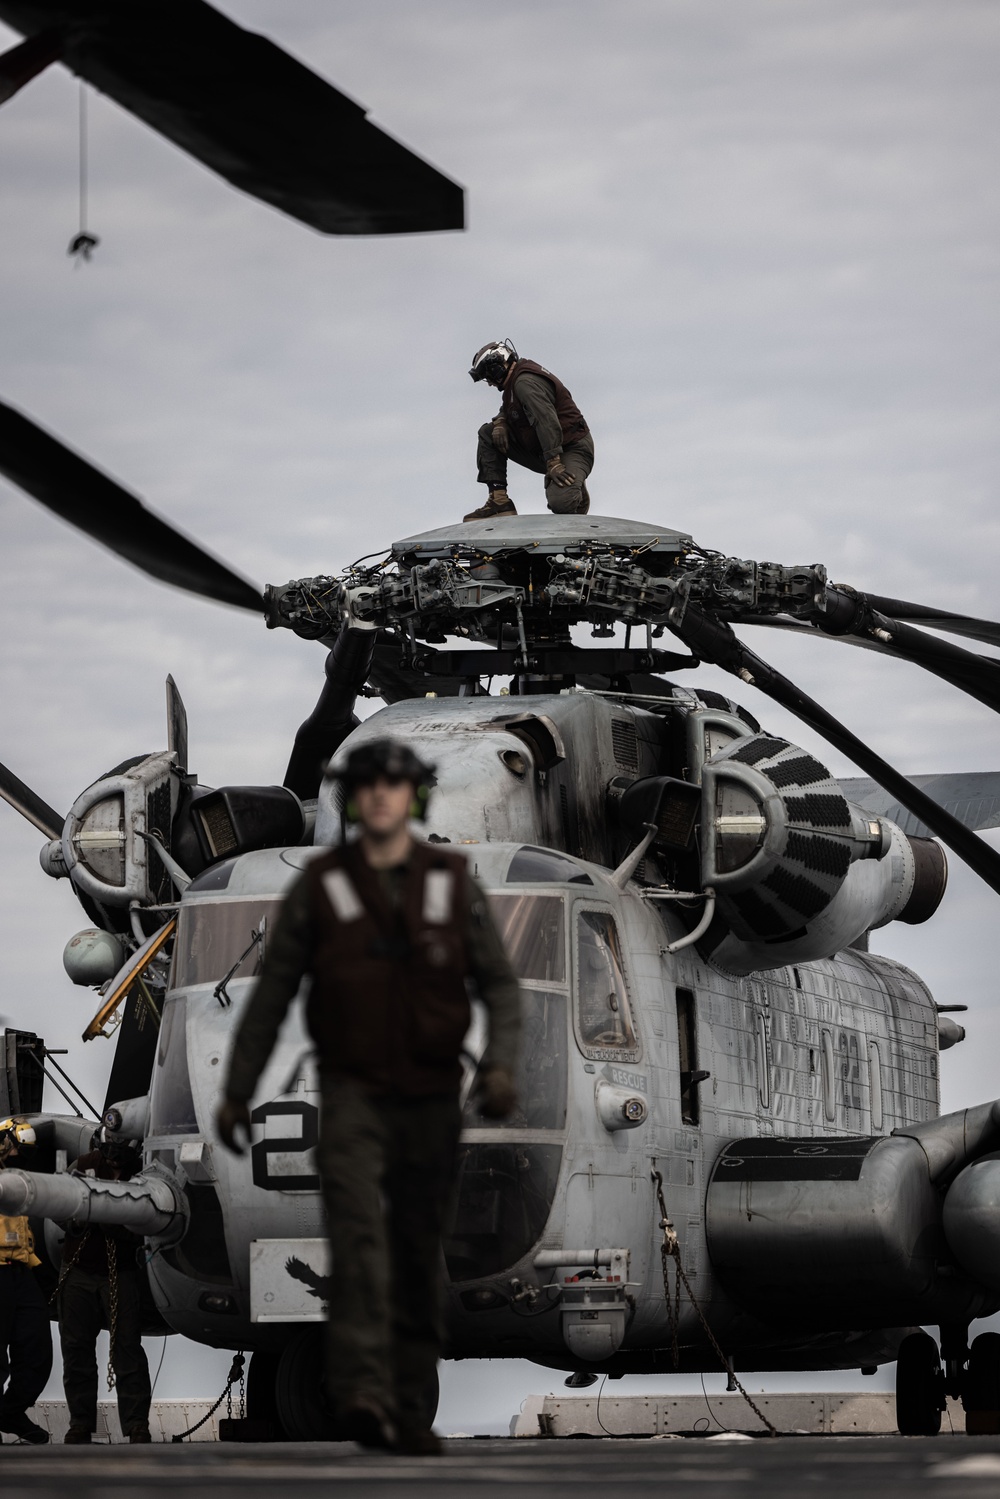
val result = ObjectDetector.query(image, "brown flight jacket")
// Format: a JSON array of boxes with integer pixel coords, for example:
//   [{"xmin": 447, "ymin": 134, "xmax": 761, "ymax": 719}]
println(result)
[{"xmin": 501, "ymin": 359, "xmax": 589, "ymax": 459}]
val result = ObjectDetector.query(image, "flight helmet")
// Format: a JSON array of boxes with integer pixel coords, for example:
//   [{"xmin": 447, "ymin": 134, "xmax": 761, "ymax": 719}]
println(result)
[{"xmin": 469, "ymin": 338, "xmax": 518, "ymax": 387}]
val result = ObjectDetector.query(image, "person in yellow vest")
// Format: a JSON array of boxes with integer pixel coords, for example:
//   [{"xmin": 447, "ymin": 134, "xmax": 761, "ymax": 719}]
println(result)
[{"xmin": 0, "ymin": 1118, "xmax": 52, "ymax": 1445}]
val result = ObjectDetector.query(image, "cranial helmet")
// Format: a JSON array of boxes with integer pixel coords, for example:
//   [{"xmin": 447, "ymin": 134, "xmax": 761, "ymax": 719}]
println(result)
[
  {"xmin": 469, "ymin": 338, "xmax": 518, "ymax": 386},
  {"xmin": 0, "ymin": 1117, "xmax": 36, "ymax": 1162},
  {"xmin": 333, "ymin": 738, "xmax": 436, "ymax": 821}
]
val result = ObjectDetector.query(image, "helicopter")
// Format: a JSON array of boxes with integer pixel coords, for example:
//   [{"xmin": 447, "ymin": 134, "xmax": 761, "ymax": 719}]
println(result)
[
  {"xmin": 0, "ymin": 0, "xmax": 464, "ymax": 236},
  {"xmin": 3, "ymin": 398, "xmax": 1000, "ymax": 1440}
]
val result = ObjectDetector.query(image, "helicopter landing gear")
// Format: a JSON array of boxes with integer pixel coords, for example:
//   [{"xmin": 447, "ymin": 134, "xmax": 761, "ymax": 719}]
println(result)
[
  {"xmin": 246, "ymin": 1349, "xmax": 287, "ymax": 1440},
  {"xmin": 274, "ymin": 1327, "xmax": 335, "ymax": 1441},
  {"xmin": 895, "ymin": 1331, "xmax": 944, "ymax": 1435},
  {"xmin": 963, "ymin": 1332, "xmax": 1000, "ymax": 1434}
]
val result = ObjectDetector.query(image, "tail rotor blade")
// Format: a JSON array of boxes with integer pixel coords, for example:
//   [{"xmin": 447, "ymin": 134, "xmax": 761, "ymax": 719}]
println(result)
[
  {"xmin": 0, "ymin": 761, "xmax": 63, "ymax": 840},
  {"xmin": 0, "ymin": 398, "xmax": 264, "ymax": 614}
]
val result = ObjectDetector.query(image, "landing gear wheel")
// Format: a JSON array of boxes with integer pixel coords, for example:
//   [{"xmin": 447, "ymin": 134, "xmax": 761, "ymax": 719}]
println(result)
[
  {"xmin": 246, "ymin": 1349, "xmax": 287, "ymax": 1439},
  {"xmin": 963, "ymin": 1331, "xmax": 1000, "ymax": 1435},
  {"xmin": 896, "ymin": 1331, "xmax": 944, "ymax": 1435},
  {"xmin": 274, "ymin": 1328, "xmax": 335, "ymax": 1441}
]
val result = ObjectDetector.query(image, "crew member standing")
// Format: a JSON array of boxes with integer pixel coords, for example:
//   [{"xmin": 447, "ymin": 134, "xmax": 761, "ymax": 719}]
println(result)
[
  {"xmin": 0, "ymin": 1118, "xmax": 51, "ymax": 1445},
  {"xmin": 465, "ymin": 339, "xmax": 594, "ymax": 520},
  {"xmin": 58, "ymin": 1132, "xmax": 152, "ymax": 1444},
  {"xmin": 216, "ymin": 739, "xmax": 521, "ymax": 1456}
]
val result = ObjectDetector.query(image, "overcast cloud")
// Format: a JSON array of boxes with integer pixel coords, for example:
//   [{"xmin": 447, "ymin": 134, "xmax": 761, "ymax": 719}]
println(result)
[{"xmin": 1, "ymin": 0, "xmax": 998, "ymax": 1422}]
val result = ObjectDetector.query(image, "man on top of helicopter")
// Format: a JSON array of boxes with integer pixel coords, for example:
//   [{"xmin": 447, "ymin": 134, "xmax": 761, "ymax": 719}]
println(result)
[
  {"xmin": 464, "ymin": 338, "xmax": 594, "ymax": 521},
  {"xmin": 217, "ymin": 737, "xmax": 522, "ymax": 1457}
]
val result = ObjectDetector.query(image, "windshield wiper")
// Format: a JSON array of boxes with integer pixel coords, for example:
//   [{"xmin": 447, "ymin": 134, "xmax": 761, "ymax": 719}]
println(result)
[{"xmin": 214, "ymin": 926, "xmax": 264, "ymax": 1008}]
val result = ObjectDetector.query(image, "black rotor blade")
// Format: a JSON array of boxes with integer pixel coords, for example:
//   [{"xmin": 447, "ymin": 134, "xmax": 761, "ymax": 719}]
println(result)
[
  {"xmin": 735, "ymin": 608, "xmax": 1000, "ymax": 716},
  {"xmin": 0, "ymin": 760, "xmax": 63, "ymax": 839},
  {"xmin": 283, "ymin": 629, "xmax": 376, "ymax": 801},
  {"xmin": 0, "ymin": 399, "xmax": 264, "ymax": 613},
  {"xmin": 674, "ymin": 604, "xmax": 1000, "ymax": 899},
  {"xmin": 865, "ymin": 595, "xmax": 1000, "ymax": 649},
  {"xmin": 0, "ymin": 0, "xmax": 464, "ymax": 235}
]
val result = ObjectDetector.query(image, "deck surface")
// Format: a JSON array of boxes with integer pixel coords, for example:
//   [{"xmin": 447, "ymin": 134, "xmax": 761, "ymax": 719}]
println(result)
[{"xmin": 4, "ymin": 1435, "xmax": 1000, "ymax": 1497}]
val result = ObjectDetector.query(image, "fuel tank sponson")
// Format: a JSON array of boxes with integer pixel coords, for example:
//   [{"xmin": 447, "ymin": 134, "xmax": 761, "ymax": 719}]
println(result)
[
  {"xmin": 705, "ymin": 1133, "xmax": 998, "ymax": 1330},
  {"xmin": 0, "ymin": 1167, "xmax": 187, "ymax": 1246},
  {"xmin": 943, "ymin": 1155, "xmax": 1000, "ymax": 1293}
]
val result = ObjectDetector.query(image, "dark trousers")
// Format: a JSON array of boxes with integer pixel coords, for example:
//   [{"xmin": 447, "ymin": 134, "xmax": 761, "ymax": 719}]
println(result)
[
  {"xmin": 58, "ymin": 1267, "xmax": 151, "ymax": 1436},
  {"xmin": 0, "ymin": 1263, "xmax": 52, "ymax": 1421},
  {"xmin": 318, "ymin": 1076, "xmax": 461, "ymax": 1431},
  {"xmin": 477, "ymin": 423, "xmax": 594, "ymax": 514}
]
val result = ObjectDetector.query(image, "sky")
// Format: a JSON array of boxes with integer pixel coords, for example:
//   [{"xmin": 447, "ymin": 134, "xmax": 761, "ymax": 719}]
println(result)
[{"xmin": 0, "ymin": 0, "xmax": 999, "ymax": 1428}]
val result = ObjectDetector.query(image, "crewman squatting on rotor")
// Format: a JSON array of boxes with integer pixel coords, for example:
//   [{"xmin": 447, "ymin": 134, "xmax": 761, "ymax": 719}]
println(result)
[
  {"xmin": 216, "ymin": 738, "xmax": 522, "ymax": 1456},
  {"xmin": 0, "ymin": 1118, "xmax": 52, "ymax": 1445},
  {"xmin": 465, "ymin": 339, "xmax": 594, "ymax": 521},
  {"xmin": 57, "ymin": 1131, "xmax": 152, "ymax": 1444}
]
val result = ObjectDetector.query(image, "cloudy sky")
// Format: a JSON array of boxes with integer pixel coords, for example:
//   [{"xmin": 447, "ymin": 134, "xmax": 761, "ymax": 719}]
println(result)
[{"xmin": 1, "ymin": 0, "xmax": 999, "ymax": 1424}]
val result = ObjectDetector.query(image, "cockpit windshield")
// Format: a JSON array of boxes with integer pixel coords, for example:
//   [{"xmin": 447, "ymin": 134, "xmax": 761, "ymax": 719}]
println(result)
[
  {"xmin": 487, "ymin": 892, "xmax": 564, "ymax": 983},
  {"xmin": 170, "ymin": 899, "xmax": 285, "ymax": 989}
]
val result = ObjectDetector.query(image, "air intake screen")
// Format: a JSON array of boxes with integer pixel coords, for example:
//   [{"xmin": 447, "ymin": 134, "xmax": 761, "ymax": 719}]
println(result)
[{"xmin": 197, "ymin": 799, "xmax": 239, "ymax": 858}]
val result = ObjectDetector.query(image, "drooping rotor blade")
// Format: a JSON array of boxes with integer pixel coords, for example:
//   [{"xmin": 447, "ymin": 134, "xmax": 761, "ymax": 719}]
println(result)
[
  {"xmin": 864, "ymin": 595, "xmax": 1000, "ymax": 650},
  {"xmin": 0, "ymin": 1, "xmax": 464, "ymax": 235},
  {"xmin": 673, "ymin": 604, "xmax": 1000, "ymax": 899},
  {"xmin": 0, "ymin": 399, "xmax": 264, "ymax": 613},
  {"xmin": 165, "ymin": 675, "xmax": 188, "ymax": 775},
  {"xmin": 0, "ymin": 760, "xmax": 63, "ymax": 839},
  {"xmin": 284, "ymin": 629, "xmax": 376, "ymax": 801},
  {"xmin": 839, "ymin": 773, "xmax": 1000, "ymax": 840},
  {"xmin": 734, "ymin": 605, "xmax": 1000, "ymax": 716}
]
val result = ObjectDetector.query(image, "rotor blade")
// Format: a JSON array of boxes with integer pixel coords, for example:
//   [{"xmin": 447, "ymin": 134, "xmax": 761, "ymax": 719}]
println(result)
[
  {"xmin": 0, "ymin": 399, "xmax": 264, "ymax": 613},
  {"xmin": 283, "ymin": 629, "xmax": 376, "ymax": 800},
  {"xmin": 0, "ymin": 760, "xmax": 63, "ymax": 839},
  {"xmin": 735, "ymin": 609, "xmax": 1000, "ymax": 716},
  {"xmin": 165, "ymin": 675, "xmax": 188, "ymax": 774},
  {"xmin": 673, "ymin": 604, "xmax": 1000, "ymax": 899},
  {"xmin": 865, "ymin": 595, "xmax": 1000, "ymax": 649},
  {"xmin": 0, "ymin": 1, "xmax": 464, "ymax": 235}
]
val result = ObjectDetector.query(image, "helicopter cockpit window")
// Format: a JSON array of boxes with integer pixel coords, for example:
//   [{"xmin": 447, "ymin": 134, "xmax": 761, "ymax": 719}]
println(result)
[
  {"xmin": 170, "ymin": 899, "xmax": 284, "ymax": 989},
  {"xmin": 149, "ymin": 997, "xmax": 198, "ymax": 1136},
  {"xmin": 506, "ymin": 847, "xmax": 593, "ymax": 885},
  {"xmin": 487, "ymin": 894, "xmax": 565, "ymax": 984},
  {"xmin": 463, "ymin": 990, "xmax": 567, "ymax": 1131},
  {"xmin": 575, "ymin": 909, "xmax": 636, "ymax": 1054}
]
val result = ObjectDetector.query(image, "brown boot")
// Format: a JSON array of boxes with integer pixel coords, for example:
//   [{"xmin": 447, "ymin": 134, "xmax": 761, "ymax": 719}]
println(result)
[
  {"xmin": 129, "ymin": 1428, "xmax": 152, "ymax": 1444},
  {"xmin": 463, "ymin": 490, "xmax": 517, "ymax": 522}
]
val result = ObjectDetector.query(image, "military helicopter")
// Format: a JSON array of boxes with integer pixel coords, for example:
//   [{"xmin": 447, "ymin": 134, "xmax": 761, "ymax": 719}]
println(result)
[
  {"xmin": 0, "ymin": 0, "xmax": 464, "ymax": 236},
  {"xmin": 3, "ymin": 398, "xmax": 1000, "ymax": 1440}
]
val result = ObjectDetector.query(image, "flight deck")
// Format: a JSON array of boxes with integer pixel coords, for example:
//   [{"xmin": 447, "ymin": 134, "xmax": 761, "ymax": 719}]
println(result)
[{"xmin": 2, "ymin": 1435, "xmax": 1000, "ymax": 1499}]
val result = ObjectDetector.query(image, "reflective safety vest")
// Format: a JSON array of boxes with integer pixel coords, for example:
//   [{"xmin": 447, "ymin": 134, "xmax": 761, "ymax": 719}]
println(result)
[
  {"xmin": 0, "ymin": 1214, "xmax": 40, "ymax": 1267},
  {"xmin": 304, "ymin": 842, "xmax": 473, "ymax": 1095}
]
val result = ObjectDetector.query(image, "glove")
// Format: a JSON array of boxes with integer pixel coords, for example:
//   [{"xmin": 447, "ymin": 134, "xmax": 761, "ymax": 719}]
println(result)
[
  {"xmin": 216, "ymin": 1097, "xmax": 251, "ymax": 1155},
  {"xmin": 545, "ymin": 456, "xmax": 576, "ymax": 489},
  {"xmin": 491, "ymin": 418, "xmax": 510, "ymax": 455},
  {"xmin": 476, "ymin": 1067, "xmax": 518, "ymax": 1120}
]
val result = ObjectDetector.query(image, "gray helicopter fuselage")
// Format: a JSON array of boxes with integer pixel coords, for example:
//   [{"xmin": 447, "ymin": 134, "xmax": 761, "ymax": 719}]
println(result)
[{"xmin": 137, "ymin": 689, "xmax": 962, "ymax": 1372}]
